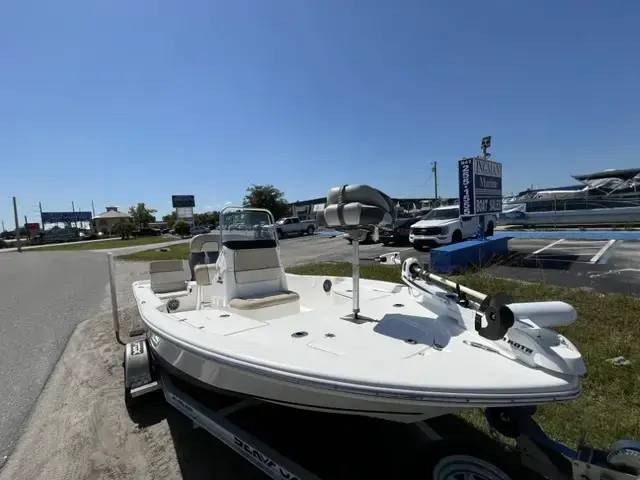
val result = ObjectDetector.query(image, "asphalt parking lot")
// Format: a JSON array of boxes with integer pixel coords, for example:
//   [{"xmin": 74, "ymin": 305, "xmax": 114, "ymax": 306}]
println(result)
[{"xmin": 279, "ymin": 233, "xmax": 640, "ymax": 296}]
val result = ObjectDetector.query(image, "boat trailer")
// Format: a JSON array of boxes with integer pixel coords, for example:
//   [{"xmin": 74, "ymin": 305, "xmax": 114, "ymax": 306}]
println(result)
[{"xmin": 110, "ymin": 254, "xmax": 640, "ymax": 480}]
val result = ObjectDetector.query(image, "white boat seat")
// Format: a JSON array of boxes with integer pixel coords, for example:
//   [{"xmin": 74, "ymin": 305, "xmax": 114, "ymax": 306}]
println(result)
[
  {"xmin": 189, "ymin": 233, "xmax": 220, "ymax": 280},
  {"xmin": 316, "ymin": 185, "xmax": 395, "ymax": 230},
  {"xmin": 150, "ymin": 260, "xmax": 187, "ymax": 294},
  {"xmin": 229, "ymin": 290, "xmax": 300, "ymax": 310},
  {"xmin": 194, "ymin": 264, "xmax": 216, "ymax": 286},
  {"xmin": 222, "ymin": 246, "xmax": 299, "ymax": 309},
  {"xmin": 233, "ymin": 248, "xmax": 281, "ymax": 285}
]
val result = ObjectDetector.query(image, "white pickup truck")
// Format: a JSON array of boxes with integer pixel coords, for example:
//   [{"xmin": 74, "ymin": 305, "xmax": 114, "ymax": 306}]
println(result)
[
  {"xmin": 409, "ymin": 206, "xmax": 498, "ymax": 250},
  {"xmin": 275, "ymin": 217, "xmax": 317, "ymax": 238}
]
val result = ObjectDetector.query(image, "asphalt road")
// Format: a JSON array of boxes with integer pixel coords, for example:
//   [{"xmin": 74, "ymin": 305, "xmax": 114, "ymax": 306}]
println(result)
[{"xmin": 0, "ymin": 251, "xmax": 109, "ymax": 466}]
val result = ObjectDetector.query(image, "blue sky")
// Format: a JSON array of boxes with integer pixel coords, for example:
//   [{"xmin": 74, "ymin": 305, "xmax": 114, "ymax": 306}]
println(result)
[{"xmin": 1, "ymin": 0, "xmax": 639, "ymax": 227}]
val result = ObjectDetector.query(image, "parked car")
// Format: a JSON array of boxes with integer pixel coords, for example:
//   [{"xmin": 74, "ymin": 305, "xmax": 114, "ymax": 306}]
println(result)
[
  {"xmin": 378, "ymin": 217, "xmax": 422, "ymax": 245},
  {"xmin": 409, "ymin": 206, "xmax": 498, "ymax": 250},
  {"xmin": 133, "ymin": 228, "xmax": 162, "ymax": 237},
  {"xmin": 190, "ymin": 226, "xmax": 211, "ymax": 236},
  {"xmin": 274, "ymin": 217, "xmax": 317, "ymax": 238}
]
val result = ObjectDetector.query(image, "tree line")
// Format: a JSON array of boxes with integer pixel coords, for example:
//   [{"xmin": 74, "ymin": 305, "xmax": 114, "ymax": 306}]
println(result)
[
  {"xmin": 112, "ymin": 184, "xmax": 292, "ymax": 239},
  {"xmin": 1, "ymin": 185, "xmax": 294, "ymax": 240}
]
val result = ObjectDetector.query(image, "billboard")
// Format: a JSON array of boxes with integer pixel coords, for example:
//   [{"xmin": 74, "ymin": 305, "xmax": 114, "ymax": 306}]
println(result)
[
  {"xmin": 41, "ymin": 211, "xmax": 93, "ymax": 223},
  {"xmin": 172, "ymin": 195, "xmax": 195, "ymax": 208},
  {"xmin": 25, "ymin": 222, "xmax": 40, "ymax": 232},
  {"xmin": 458, "ymin": 157, "xmax": 503, "ymax": 216}
]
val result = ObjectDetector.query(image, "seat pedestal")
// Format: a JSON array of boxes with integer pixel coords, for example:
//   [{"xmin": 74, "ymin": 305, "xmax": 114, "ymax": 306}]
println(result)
[{"xmin": 340, "ymin": 229, "xmax": 374, "ymax": 324}]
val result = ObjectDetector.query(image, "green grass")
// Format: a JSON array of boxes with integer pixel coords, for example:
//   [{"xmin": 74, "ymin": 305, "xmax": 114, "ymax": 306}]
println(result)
[
  {"xmin": 34, "ymin": 236, "xmax": 176, "ymax": 251},
  {"xmin": 119, "ymin": 243, "xmax": 191, "ymax": 261},
  {"xmin": 288, "ymin": 262, "xmax": 640, "ymax": 449}
]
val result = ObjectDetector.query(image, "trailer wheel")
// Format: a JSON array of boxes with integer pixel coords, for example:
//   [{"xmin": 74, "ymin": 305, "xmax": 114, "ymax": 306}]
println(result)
[
  {"xmin": 401, "ymin": 441, "xmax": 545, "ymax": 480},
  {"xmin": 123, "ymin": 350, "xmax": 139, "ymax": 410},
  {"xmin": 432, "ymin": 454, "xmax": 513, "ymax": 480}
]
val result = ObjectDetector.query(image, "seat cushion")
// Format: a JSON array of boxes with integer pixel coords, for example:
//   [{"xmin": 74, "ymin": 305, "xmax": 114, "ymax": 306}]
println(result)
[
  {"xmin": 229, "ymin": 290, "xmax": 300, "ymax": 310},
  {"xmin": 235, "ymin": 267, "xmax": 282, "ymax": 285},
  {"xmin": 150, "ymin": 260, "xmax": 187, "ymax": 294},
  {"xmin": 234, "ymin": 248, "xmax": 280, "ymax": 271},
  {"xmin": 194, "ymin": 264, "xmax": 214, "ymax": 286},
  {"xmin": 316, "ymin": 185, "xmax": 395, "ymax": 229}
]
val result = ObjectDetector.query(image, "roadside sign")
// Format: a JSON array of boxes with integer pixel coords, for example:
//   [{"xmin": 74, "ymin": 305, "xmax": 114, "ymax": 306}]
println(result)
[
  {"xmin": 41, "ymin": 211, "xmax": 92, "ymax": 223},
  {"xmin": 25, "ymin": 222, "xmax": 40, "ymax": 232},
  {"xmin": 481, "ymin": 136, "xmax": 492, "ymax": 151},
  {"xmin": 458, "ymin": 156, "xmax": 503, "ymax": 216},
  {"xmin": 172, "ymin": 195, "xmax": 196, "ymax": 208}
]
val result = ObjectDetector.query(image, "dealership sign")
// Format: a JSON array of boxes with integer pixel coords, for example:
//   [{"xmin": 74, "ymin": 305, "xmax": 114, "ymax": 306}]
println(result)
[
  {"xmin": 41, "ymin": 211, "xmax": 93, "ymax": 223},
  {"xmin": 458, "ymin": 157, "xmax": 503, "ymax": 216},
  {"xmin": 172, "ymin": 195, "xmax": 195, "ymax": 208}
]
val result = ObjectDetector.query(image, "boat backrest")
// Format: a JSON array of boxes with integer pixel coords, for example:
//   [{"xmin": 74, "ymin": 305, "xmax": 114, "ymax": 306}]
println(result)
[
  {"xmin": 316, "ymin": 184, "xmax": 395, "ymax": 230},
  {"xmin": 218, "ymin": 244, "xmax": 289, "ymax": 303},
  {"xmin": 149, "ymin": 260, "xmax": 187, "ymax": 294},
  {"xmin": 188, "ymin": 233, "xmax": 220, "ymax": 280}
]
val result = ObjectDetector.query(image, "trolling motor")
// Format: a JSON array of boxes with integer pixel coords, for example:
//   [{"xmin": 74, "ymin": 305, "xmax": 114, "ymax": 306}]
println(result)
[{"xmin": 401, "ymin": 258, "xmax": 516, "ymax": 340}]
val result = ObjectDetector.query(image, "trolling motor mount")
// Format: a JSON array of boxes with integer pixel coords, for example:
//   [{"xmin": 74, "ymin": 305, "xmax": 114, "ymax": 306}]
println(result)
[{"xmin": 474, "ymin": 293, "xmax": 515, "ymax": 340}]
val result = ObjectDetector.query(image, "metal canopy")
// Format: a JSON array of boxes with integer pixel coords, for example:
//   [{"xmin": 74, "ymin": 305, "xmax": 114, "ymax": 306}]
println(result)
[{"xmin": 572, "ymin": 167, "xmax": 640, "ymax": 182}]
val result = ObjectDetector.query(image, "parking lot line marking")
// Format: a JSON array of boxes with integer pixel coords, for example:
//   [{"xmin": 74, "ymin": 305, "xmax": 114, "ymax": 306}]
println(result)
[
  {"xmin": 530, "ymin": 238, "xmax": 565, "ymax": 255},
  {"xmin": 554, "ymin": 246, "xmax": 606, "ymax": 250},
  {"xmin": 589, "ymin": 239, "xmax": 617, "ymax": 264}
]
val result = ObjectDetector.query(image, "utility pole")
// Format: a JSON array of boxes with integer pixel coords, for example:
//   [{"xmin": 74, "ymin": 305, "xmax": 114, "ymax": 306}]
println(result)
[
  {"xmin": 39, "ymin": 202, "xmax": 44, "ymax": 229},
  {"xmin": 1, "ymin": 220, "xmax": 5, "ymax": 231},
  {"xmin": 91, "ymin": 200, "xmax": 96, "ymax": 218},
  {"xmin": 432, "ymin": 161, "xmax": 438, "ymax": 206},
  {"xmin": 72, "ymin": 201, "xmax": 76, "ymax": 229},
  {"xmin": 13, "ymin": 196, "xmax": 22, "ymax": 252}
]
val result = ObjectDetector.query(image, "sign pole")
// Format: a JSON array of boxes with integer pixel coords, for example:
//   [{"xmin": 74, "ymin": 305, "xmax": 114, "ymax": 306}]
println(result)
[{"xmin": 13, "ymin": 196, "xmax": 22, "ymax": 252}]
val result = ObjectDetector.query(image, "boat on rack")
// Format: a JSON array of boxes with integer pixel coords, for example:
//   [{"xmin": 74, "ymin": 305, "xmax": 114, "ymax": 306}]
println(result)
[
  {"xmin": 501, "ymin": 167, "xmax": 640, "ymax": 226},
  {"xmin": 132, "ymin": 185, "xmax": 586, "ymax": 424}
]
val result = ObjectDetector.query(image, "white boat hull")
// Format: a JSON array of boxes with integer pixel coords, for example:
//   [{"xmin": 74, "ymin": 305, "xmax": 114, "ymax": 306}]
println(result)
[{"xmin": 147, "ymin": 327, "xmax": 491, "ymax": 423}]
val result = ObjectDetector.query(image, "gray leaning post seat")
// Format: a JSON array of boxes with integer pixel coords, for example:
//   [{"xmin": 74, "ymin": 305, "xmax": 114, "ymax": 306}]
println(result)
[{"xmin": 316, "ymin": 185, "xmax": 396, "ymax": 322}]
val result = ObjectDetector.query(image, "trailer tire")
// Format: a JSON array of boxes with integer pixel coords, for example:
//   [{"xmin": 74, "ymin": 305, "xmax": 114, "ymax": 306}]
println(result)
[{"xmin": 402, "ymin": 441, "xmax": 546, "ymax": 480}]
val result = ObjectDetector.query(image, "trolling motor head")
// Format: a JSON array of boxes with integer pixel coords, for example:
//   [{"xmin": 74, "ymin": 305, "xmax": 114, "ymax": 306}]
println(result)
[{"xmin": 475, "ymin": 293, "xmax": 515, "ymax": 340}]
